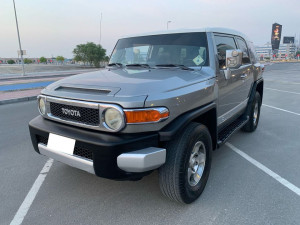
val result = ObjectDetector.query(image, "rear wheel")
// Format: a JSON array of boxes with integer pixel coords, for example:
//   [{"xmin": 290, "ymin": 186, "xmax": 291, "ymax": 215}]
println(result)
[
  {"xmin": 158, "ymin": 122, "xmax": 212, "ymax": 204},
  {"xmin": 242, "ymin": 92, "xmax": 261, "ymax": 132}
]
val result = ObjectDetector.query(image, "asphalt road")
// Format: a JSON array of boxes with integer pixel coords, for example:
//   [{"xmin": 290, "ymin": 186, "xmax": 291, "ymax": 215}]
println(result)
[{"xmin": 1, "ymin": 63, "xmax": 300, "ymax": 225}]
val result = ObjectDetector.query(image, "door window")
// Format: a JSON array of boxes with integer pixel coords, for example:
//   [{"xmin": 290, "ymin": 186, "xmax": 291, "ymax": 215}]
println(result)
[
  {"xmin": 247, "ymin": 41, "xmax": 258, "ymax": 63},
  {"xmin": 236, "ymin": 37, "xmax": 250, "ymax": 64},
  {"xmin": 214, "ymin": 35, "xmax": 237, "ymax": 68}
]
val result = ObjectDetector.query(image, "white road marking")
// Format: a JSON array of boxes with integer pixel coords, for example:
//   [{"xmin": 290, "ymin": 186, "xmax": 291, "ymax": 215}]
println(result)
[
  {"xmin": 265, "ymin": 88, "xmax": 300, "ymax": 95},
  {"xmin": 264, "ymin": 79, "xmax": 300, "ymax": 85},
  {"xmin": 262, "ymin": 104, "xmax": 300, "ymax": 116},
  {"xmin": 226, "ymin": 142, "xmax": 300, "ymax": 197},
  {"xmin": 10, "ymin": 159, "xmax": 54, "ymax": 225}
]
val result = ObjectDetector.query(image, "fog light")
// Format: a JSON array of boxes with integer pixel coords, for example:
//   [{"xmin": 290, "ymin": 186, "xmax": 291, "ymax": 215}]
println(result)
[{"xmin": 38, "ymin": 97, "xmax": 46, "ymax": 115}]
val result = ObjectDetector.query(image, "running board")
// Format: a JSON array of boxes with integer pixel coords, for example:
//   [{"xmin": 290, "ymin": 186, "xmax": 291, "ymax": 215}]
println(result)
[{"xmin": 217, "ymin": 116, "xmax": 249, "ymax": 146}]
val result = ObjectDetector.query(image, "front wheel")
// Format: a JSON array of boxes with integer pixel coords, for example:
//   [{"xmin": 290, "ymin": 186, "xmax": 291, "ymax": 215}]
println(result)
[{"xmin": 158, "ymin": 122, "xmax": 212, "ymax": 204}]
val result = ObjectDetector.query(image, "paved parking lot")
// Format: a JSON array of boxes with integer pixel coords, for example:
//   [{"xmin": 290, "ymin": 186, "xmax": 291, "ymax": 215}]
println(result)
[{"xmin": 1, "ymin": 63, "xmax": 299, "ymax": 225}]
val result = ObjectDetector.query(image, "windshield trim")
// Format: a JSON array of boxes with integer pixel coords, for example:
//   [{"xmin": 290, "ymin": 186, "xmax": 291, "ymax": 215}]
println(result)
[{"xmin": 109, "ymin": 32, "xmax": 209, "ymax": 68}]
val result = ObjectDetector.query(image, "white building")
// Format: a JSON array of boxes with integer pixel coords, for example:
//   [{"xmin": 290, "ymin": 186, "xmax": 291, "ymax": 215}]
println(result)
[{"xmin": 255, "ymin": 43, "xmax": 296, "ymax": 59}]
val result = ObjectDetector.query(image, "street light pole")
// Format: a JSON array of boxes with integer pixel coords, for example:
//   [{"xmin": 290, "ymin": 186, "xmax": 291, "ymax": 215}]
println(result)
[
  {"xmin": 167, "ymin": 21, "xmax": 172, "ymax": 30},
  {"xmin": 12, "ymin": 0, "xmax": 25, "ymax": 76},
  {"xmin": 100, "ymin": 12, "xmax": 102, "ymax": 46}
]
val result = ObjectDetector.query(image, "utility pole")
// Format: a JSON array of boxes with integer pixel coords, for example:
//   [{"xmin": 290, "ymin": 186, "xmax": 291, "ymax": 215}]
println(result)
[
  {"xmin": 13, "ymin": 0, "xmax": 25, "ymax": 76},
  {"xmin": 167, "ymin": 21, "xmax": 172, "ymax": 30},
  {"xmin": 100, "ymin": 12, "xmax": 102, "ymax": 46}
]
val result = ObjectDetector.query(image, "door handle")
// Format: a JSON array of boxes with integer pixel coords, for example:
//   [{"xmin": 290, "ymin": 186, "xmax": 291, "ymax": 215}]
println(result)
[{"xmin": 241, "ymin": 74, "xmax": 248, "ymax": 79}]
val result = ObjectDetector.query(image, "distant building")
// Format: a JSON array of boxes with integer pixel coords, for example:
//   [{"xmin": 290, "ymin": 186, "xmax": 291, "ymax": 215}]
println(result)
[{"xmin": 255, "ymin": 43, "xmax": 296, "ymax": 59}]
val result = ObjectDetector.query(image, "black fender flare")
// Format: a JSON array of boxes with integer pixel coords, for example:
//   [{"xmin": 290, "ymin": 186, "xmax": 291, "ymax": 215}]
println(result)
[
  {"xmin": 159, "ymin": 102, "xmax": 216, "ymax": 142},
  {"xmin": 244, "ymin": 78, "xmax": 264, "ymax": 116}
]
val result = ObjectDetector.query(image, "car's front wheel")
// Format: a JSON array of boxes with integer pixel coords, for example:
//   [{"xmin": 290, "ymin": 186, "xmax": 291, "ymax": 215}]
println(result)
[{"xmin": 158, "ymin": 122, "xmax": 212, "ymax": 204}]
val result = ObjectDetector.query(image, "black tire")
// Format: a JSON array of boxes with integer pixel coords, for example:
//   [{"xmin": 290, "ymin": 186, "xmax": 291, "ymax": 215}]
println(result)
[
  {"xmin": 242, "ymin": 92, "xmax": 262, "ymax": 132},
  {"xmin": 158, "ymin": 122, "xmax": 212, "ymax": 204}
]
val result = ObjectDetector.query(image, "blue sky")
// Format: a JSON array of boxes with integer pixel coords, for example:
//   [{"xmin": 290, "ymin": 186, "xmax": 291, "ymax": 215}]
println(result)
[{"xmin": 1, "ymin": 0, "xmax": 300, "ymax": 58}]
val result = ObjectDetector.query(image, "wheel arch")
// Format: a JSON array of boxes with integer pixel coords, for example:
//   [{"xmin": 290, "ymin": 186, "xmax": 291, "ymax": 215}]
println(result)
[
  {"xmin": 192, "ymin": 108, "xmax": 217, "ymax": 150},
  {"xmin": 256, "ymin": 79, "xmax": 264, "ymax": 104},
  {"xmin": 159, "ymin": 102, "xmax": 217, "ymax": 150},
  {"xmin": 245, "ymin": 78, "xmax": 264, "ymax": 115}
]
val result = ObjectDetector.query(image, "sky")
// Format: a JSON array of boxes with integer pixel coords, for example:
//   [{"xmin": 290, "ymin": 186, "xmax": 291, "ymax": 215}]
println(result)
[{"xmin": 1, "ymin": 0, "xmax": 300, "ymax": 58}]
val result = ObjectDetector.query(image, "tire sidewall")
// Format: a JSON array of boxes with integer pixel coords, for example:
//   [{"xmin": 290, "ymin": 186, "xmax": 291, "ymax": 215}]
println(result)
[
  {"xmin": 250, "ymin": 92, "xmax": 261, "ymax": 130},
  {"xmin": 180, "ymin": 125, "xmax": 212, "ymax": 203}
]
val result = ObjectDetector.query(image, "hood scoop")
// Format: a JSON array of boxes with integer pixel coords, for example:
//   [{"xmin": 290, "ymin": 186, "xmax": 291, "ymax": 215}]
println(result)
[
  {"xmin": 54, "ymin": 83, "xmax": 120, "ymax": 97},
  {"xmin": 56, "ymin": 86, "xmax": 111, "ymax": 95}
]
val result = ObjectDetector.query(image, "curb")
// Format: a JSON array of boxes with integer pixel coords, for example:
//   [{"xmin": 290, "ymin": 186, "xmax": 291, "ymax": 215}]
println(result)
[
  {"xmin": 0, "ymin": 95, "xmax": 37, "ymax": 105},
  {"xmin": 0, "ymin": 69, "xmax": 101, "ymax": 81},
  {"xmin": 0, "ymin": 73, "xmax": 74, "ymax": 82}
]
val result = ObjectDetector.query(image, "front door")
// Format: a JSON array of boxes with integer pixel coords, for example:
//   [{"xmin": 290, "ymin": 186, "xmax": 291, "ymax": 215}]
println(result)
[{"xmin": 214, "ymin": 34, "xmax": 249, "ymax": 126}]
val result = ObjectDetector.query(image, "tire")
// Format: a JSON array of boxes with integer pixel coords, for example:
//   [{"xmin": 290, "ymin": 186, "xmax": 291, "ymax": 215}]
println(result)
[
  {"xmin": 158, "ymin": 122, "xmax": 212, "ymax": 204},
  {"xmin": 242, "ymin": 92, "xmax": 262, "ymax": 132}
]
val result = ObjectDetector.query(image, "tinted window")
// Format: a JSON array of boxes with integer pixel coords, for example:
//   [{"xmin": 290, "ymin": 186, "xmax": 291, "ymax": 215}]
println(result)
[
  {"xmin": 214, "ymin": 35, "xmax": 237, "ymax": 68},
  {"xmin": 110, "ymin": 32, "xmax": 209, "ymax": 67},
  {"xmin": 236, "ymin": 37, "xmax": 250, "ymax": 64}
]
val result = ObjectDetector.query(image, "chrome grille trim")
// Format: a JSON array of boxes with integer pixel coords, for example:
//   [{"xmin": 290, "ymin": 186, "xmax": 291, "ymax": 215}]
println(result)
[
  {"xmin": 46, "ymin": 96, "xmax": 99, "ymax": 109},
  {"xmin": 40, "ymin": 95, "xmax": 125, "ymax": 132}
]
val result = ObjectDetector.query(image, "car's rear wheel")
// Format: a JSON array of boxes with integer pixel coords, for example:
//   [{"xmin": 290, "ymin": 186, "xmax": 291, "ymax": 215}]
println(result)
[
  {"xmin": 242, "ymin": 91, "xmax": 262, "ymax": 132},
  {"xmin": 158, "ymin": 122, "xmax": 212, "ymax": 204}
]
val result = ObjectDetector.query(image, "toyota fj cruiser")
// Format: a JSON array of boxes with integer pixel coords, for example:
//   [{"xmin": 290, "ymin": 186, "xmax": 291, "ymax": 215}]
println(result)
[{"xmin": 29, "ymin": 28, "xmax": 264, "ymax": 203}]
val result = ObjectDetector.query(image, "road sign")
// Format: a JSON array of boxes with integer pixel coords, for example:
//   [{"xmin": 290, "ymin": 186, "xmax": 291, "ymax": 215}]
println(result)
[
  {"xmin": 271, "ymin": 23, "xmax": 282, "ymax": 51},
  {"xmin": 17, "ymin": 50, "xmax": 26, "ymax": 56},
  {"xmin": 283, "ymin": 37, "xmax": 294, "ymax": 44}
]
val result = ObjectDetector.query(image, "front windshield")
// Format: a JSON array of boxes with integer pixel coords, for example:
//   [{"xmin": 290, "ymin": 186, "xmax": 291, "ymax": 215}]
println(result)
[{"xmin": 109, "ymin": 32, "xmax": 209, "ymax": 68}]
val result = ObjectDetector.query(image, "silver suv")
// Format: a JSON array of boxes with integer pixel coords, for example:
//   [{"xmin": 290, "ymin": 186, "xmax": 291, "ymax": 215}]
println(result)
[{"xmin": 29, "ymin": 28, "xmax": 264, "ymax": 203}]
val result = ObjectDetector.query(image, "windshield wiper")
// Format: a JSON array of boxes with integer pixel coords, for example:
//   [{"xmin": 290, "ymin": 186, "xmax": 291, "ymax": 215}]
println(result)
[
  {"xmin": 155, "ymin": 64, "xmax": 194, "ymax": 71},
  {"xmin": 107, "ymin": 63, "xmax": 123, "ymax": 68},
  {"xmin": 125, "ymin": 63, "xmax": 152, "ymax": 68}
]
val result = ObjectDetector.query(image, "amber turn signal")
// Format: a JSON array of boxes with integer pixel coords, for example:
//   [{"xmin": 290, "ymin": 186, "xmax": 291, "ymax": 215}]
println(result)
[{"xmin": 124, "ymin": 108, "xmax": 169, "ymax": 123}]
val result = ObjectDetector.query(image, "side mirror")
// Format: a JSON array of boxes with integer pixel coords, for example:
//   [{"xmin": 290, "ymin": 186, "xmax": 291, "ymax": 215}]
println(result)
[{"xmin": 226, "ymin": 49, "xmax": 242, "ymax": 69}]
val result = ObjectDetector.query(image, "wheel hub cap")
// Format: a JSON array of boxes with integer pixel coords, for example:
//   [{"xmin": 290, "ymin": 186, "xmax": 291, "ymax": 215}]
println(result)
[{"xmin": 188, "ymin": 141, "xmax": 206, "ymax": 186}]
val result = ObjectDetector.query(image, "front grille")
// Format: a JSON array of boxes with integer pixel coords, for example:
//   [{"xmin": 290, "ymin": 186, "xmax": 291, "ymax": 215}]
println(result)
[
  {"xmin": 37, "ymin": 135, "xmax": 48, "ymax": 145},
  {"xmin": 50, "ymin": 102, "xmax": 99, "ymax": 126},
  {"xmin": 73, "ymin": 145, "xmax": 93, "ymax": 160}
]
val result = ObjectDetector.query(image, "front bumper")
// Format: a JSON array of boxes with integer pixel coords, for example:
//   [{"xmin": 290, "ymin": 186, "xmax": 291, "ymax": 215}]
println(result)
[{"xmin": 29, "ymin": 116, "xmax": 165, "ymax": 180}]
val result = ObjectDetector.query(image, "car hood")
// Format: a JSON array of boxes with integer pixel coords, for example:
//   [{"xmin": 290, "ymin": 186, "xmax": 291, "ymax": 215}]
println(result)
[{"xmin": 42, "ymin": 67, "xmax": 214, "ymax": 107}]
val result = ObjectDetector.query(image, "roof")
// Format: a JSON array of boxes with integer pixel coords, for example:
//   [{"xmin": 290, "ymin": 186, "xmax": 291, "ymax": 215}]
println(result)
[{"xmin": 121, "ymin": 27, "xmax": 250, "ymax": 41}]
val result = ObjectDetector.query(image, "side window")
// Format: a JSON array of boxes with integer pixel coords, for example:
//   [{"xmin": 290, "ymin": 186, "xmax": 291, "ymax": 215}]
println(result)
[
  {"xmin": 236, "ymin": 37, "xmax": 250, "ymax": 64},
  {"xmin": 214, "ymin": 35, "xmax": 237, "ymax": 68},
  {"xmin": 247, "ymin": 41, "xmax": 258, "ymax": 63}
]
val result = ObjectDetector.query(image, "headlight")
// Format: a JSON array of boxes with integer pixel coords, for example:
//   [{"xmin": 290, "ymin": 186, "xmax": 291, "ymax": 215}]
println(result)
[
  {"xmin": 38, "ymin": 96, "xmax": 46, "ymax": 115},
  {"xmin": 104, "ymin": 107, "xmax": 124, "ymax": 131}
]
